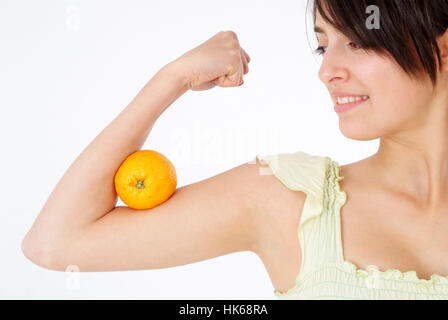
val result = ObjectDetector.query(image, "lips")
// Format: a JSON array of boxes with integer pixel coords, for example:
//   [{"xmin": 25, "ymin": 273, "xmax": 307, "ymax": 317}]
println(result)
[
  {"xmin": 331, "ymin": 91, "xmax": 368, "ymax": 98},
  {"xmin": 334, "ymin": 96, "xmax": 369, "ymax": 113}
]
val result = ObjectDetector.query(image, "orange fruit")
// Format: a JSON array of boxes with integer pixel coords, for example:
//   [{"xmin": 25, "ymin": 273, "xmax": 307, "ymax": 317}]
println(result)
[{"xmin": 114, "ymin": 150, "xmax": 177, "ymax": 210}]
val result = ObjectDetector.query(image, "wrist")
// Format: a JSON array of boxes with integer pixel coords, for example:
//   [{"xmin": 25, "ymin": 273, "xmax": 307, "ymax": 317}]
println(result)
[{"xmin": 159, "ymin": 60, "xmax": 191, "ymax": 92}]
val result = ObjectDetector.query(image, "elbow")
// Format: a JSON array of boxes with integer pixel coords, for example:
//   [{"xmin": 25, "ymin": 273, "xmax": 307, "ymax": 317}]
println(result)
[{"xmin": 21, "ymin": 234, "xmax": 65, "ymax": 272}]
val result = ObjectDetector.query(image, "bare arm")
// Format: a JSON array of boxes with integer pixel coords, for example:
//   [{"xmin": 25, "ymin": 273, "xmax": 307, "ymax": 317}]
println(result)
[
  {"xmin": 34, "ymin": 160, "xmax": 263, "ymax": 272},
  {"xmin": 22, "ymin": 31, "xmax": 254, "ymax": 271},
  {"xmin": 21, "ymin": 62, "xmax": 188, "ymax": 258}
]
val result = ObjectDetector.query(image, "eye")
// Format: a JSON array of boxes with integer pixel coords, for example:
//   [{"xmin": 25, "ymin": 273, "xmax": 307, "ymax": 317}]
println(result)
[
  {"xmin": 348, "ymin": 42, "xmax": 363, "ymax": 50},
  {"xmin": 314, "ymin": 46, "xmax": 327, "ymax": 56},
  {"xmin": 314, "ymin": 41, "xmax": 365, "ymax": 56}
]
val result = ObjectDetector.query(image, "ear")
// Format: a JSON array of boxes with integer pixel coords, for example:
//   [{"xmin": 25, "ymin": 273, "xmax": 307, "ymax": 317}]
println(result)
[{"xmin": 437, "ymin": 28, "xmax": 448, "ymax": 72}]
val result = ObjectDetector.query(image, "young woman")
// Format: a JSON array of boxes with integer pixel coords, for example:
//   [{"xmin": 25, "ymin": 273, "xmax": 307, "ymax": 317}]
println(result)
[{"xmin": 22, "ymin": 0, "xmax": 448, "ymax": 299}]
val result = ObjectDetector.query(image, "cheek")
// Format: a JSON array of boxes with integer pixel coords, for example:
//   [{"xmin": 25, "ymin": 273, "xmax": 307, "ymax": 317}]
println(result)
[
  {"xmin": 372, "ymin": 66, "xmax": 431, "ymax": 133},
  {"xmin": 338, "ymin": 57, "xmax": 430, "ymax": 140}
]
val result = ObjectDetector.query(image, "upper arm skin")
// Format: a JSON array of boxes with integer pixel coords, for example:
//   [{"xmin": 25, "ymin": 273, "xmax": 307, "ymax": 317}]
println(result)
[{"xmin": 37, "ymin": 158, "xmax": 274, "ymax": 272}]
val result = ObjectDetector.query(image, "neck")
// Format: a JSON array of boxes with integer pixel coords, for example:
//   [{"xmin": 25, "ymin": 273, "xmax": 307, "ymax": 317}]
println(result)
[{"xmin": 372, "ymin": 99, "xmax": 448, "ymax": 211}]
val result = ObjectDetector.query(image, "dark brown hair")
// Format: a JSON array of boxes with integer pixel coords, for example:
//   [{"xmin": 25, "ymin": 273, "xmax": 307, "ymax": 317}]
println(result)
[{"xmin": 308, "ymin": 0, "xmax": 448, "ymax": 87}]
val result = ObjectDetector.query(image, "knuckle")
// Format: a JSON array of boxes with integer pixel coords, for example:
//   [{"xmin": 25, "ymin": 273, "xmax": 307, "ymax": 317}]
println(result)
[
  {"xmin": 216, "ymin": 30, "xmax": 227, "ymax": 40},
  {"xmin": 224, "ymin": 31, "xmax": 239, "ymax": 45},
  {"xmin": 225, "ymin": 30, "xmax": 237, "ymax": 39}
]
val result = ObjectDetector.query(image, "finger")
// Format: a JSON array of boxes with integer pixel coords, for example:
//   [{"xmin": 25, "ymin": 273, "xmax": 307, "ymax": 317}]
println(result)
[
  {"xmin": 241, "ymin": 48, "xmax": 251, "ymax": 63},
  {"xmin": 223, "ymin": 59, "xmax": 243, "ymax": 87},
  {"xmin": 236, "ymin": 59, "xmax": 244, "ymax": 86},
  {"xmin": 214, "ymin": 75, "xmax": 226, "ymax": 86},
  {"xmin": 215, "ymin": 74, "xmax": 236, "ymax": 88},
  {"xmin": 241, "ymin": 48, "xmax": 249, "ymax": 75},
  {"xmin": 237, "ymin": 59, "xmax": 244, "ymax": 86},
  {"xmin": 239, "ymin": 75, "xmax": 244, "ymax": 86}
]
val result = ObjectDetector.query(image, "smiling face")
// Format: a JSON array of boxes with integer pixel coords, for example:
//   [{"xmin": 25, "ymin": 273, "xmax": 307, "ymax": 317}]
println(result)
[{"xmin": 315, "ymin": 11, "xmax": 438, "ymax": 141}]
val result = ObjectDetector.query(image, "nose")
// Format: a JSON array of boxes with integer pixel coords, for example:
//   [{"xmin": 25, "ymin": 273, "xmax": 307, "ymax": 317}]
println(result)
[{"xmin": 318, "ymin": 48, "xmax": 350, "ymax": 86}]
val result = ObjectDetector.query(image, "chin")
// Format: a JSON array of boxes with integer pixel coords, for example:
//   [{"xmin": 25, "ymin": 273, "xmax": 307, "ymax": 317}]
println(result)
[{"xmin": 338, "ymin": 118, "xmax": 381, "ymax": 141}]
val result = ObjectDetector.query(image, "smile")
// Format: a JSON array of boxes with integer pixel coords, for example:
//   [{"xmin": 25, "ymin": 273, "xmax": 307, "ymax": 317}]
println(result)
[
  {"xmin": 334, "ymin": 96, "xmax": 369, "ymax": 113},
  {"xmin": 337, "ymin": 96, "xmax": 369, "ymax": 104}
]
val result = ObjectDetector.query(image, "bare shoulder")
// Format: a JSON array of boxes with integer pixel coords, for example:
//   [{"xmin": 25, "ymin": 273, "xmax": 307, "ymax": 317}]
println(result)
[{"xmin": 247, "ymin": 156, "xmax": 307, "ymax": 292}]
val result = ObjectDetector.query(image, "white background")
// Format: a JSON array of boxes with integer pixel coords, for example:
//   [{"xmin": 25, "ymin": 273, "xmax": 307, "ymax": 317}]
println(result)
[{"xmin": 0, "ymin": 0, "xmax": 377, "ymax": 299}]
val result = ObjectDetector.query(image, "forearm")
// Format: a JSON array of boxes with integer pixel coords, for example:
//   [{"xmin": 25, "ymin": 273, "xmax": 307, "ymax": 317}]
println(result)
[{"xmin": 25, "ymin": 62, "xmax": 189, "ymax": 245}]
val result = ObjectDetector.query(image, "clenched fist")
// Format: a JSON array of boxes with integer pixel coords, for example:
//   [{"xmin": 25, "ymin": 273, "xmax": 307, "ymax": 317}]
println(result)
[{"xmin": 170, "ymin": 31, "xmax": 251, "ymax": 91}]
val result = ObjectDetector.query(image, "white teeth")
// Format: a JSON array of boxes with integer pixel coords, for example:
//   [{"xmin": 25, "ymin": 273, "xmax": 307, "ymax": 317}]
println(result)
[{"xmin": 337, "ymin": 95, "xmax": 369, "ymax": 105}]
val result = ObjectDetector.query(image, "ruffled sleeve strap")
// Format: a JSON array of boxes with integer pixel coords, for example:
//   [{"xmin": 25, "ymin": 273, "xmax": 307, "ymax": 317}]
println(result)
[{"xmin": 255, "ymin": 151, "xmax": 331, "ymax": 229}]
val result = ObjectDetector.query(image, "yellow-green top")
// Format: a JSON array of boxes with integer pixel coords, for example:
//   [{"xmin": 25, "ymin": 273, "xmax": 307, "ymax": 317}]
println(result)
[{"xmin": 255, "ymin": 151, "xmax": 448, "ymax": 300}]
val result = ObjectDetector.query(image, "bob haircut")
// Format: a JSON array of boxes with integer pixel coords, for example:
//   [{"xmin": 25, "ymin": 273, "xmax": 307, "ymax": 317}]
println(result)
[{"xmin": 308, "ymin": 0, "xmax": 448, "ymax": 87}]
